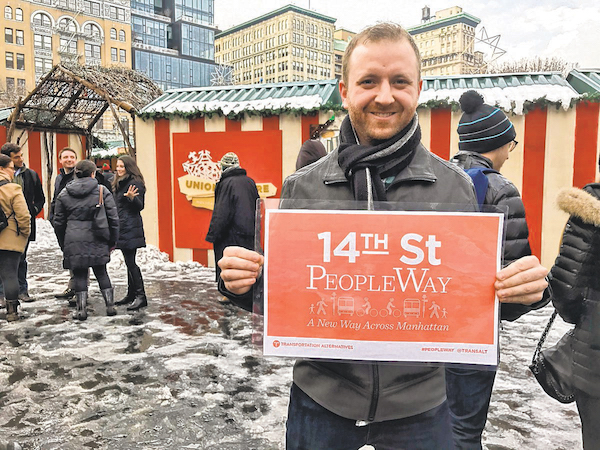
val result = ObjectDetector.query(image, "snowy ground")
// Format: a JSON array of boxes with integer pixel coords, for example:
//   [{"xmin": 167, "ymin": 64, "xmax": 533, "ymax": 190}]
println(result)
[{"xmin": 0, "ymin": 219, "xmax": 582, "ymax": 449}]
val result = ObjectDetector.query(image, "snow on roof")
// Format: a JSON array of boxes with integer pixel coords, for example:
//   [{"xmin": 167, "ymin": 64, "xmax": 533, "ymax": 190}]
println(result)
[
  {"xmin": 144, "ymin": 94, "xmax": 324, "ymax": 116},
  {"xmin": 140, "ymin": 79, "xmax": 342, "ymax": 118},
  {"xmin": 139, "ymin": 71, "xmax": 597, "ymax": 120},
  {"xmin": 419, "ymin": 72, "xmax": 582, "ymax": 115}
]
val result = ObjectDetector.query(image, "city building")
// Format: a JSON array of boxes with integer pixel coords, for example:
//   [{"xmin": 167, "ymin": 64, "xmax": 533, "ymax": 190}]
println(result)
[
  {"xmin": 1, "ymin": 0, "xmax": 131, "ymax": 101},
  {"xmin": 214, "ymin": 4, "xmax": 336, "ymax": 85},
  {"xmin": 130, "ymin": 0, "xmax": 219, "ymax": 90},
  {"xmin": 407, "ymin": 6, "xmax": 483, "ymax": 76},
  {"xmin": 333, "ymin": 28, "xmax": 354, "ymax": 81}
]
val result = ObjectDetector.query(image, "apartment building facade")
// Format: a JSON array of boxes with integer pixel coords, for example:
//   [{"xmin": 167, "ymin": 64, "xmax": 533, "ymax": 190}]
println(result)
[
  {"xmin": 130, "ymin": 0, "xmax": 219, "ymax": 90},
  {"xmin": 408, "ymin": 6, "xmax": 483, "ymax": 76},
  {"xmin": 1, "ymin": 0, "xmax": 131, "ymax": 97},
  {"xmin": 333, "ymin": 28, "xmax": 354, "ymax": 81},
  {"xmin": 215, "ymin": 4, "xmax": 336, "ymax": 85}
]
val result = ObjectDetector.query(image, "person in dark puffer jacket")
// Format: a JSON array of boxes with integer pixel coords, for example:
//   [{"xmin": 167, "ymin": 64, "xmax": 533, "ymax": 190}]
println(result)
[
  {"xmin": 448, "ymin": 90, "xmax": 548, "ymax": 449},
  {"xmin": 53, "ymin": 160, "xmax": 119, "ymax": 320},
  {"xmin": 548, "ymin": 174, "xmax": 600, "ymax": 450},
  {"xmin": 112, "ymin": 155, "xmax": 148, "ymax": 311}
]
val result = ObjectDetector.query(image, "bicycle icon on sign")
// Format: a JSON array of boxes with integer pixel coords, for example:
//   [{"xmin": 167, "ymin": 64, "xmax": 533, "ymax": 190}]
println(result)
[{"xmin": 355, "ymin": 297, "xmax": 402, "ymax": 317}]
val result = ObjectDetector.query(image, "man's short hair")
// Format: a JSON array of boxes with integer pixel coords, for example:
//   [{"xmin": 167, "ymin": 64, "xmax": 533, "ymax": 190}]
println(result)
[
  {"xmin": 1, "ymin": 143, "xmax": 20, "ymax": 156},
  {"xmin": 342, "ymin": 23, "xmax": 421, "ymax": 85},
  {"xmin": 58, "ymin": 147, "xmax": 77, "ymax": 159}
]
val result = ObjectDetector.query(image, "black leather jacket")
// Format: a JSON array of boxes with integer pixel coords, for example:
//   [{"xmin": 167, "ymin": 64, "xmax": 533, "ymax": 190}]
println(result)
[{"xmin": 549, "ymin": 184, "xmax": 600, "ymax": 396}]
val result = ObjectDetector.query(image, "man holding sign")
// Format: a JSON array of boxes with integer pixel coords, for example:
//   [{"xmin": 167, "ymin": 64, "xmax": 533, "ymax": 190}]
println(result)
[{"xmin": 219, "ymin": 23, "xmax": 548, "ymax": 449}]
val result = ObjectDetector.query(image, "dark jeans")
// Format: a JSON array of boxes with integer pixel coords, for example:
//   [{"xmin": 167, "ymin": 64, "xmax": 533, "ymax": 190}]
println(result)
[
  {"xmin": 286, "ymin": 383, "xmax": 454, "ymax": 450},
  {"xmin": 0, "ymin": 250, "xmax": 21, "ymax": 301},
  {"xmin": 0, "ymin": 241, "xmax": 28, "ymax": 296},
  {"xmin": 72, "ymin": 265, "xmax": 111, "ymax": 292},
  {"xmin": 445, "ymin": 367, "xmax": 497, "ymax": 449},
  {"xmin": 576, "ymin": 389, "xmax": 600, "ymax": 450}
]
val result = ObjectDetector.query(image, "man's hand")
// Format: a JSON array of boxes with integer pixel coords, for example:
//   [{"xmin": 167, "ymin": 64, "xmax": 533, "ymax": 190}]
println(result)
[
  {"xmin": 495, "ymin": 255, "xmax": 548, "ymax": 305},
  {"xmin": 218, "ymin": 246, "xmax": 264, "ymax": 296}
]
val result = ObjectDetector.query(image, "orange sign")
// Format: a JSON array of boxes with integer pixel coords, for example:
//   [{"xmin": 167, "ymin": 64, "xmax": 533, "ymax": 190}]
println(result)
[{"xmin": 263, "ymin": 210, "xmax": 504, "ymax": 365}]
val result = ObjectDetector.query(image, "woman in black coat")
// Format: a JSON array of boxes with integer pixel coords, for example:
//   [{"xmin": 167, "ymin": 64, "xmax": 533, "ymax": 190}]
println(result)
[
  {"xmin": 548, "ymin": 171, "xmax": 600, "ymax": 449},
  {"xmin": 53, "ymin": 160, "xmax": 119, "ymax": 320},
  {"xmin": 112, "ymin": 155, "xmax": 148, "ymax": 311}
]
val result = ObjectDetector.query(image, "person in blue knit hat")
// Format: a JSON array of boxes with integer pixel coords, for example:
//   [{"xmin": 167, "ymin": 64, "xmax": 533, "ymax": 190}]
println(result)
[{"xmin": 448, "ymin": 90, "xmax": 549, "ymax": 448}]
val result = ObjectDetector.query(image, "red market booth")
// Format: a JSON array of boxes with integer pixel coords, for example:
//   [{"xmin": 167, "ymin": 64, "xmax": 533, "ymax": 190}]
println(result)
[{"xmin": 135, "ymin": 79, "xmax": 343, "ymax": 266}]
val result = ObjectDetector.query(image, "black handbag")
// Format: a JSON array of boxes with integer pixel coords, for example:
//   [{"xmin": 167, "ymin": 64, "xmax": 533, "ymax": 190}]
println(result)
[
  {"xmin": 529, "ymin": 310, "xmax": 576, "ymax": 403},
  {"xmin": 92, "ymin": 185, "xmax": 110, "ymax": 241}
]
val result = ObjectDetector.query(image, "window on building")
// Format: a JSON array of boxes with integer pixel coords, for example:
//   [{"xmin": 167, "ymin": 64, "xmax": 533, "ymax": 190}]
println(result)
[
  {"xmin": 110, "ymin": 6, "xmax": 125, "ymax": 21},
  {"xmin": 16, "ymin": 53, "xmax": 24, "ymax": 70},
  {"xmin": 35, "ymin": 57, "xmax": 53, "ymax": 75},
  {"xmin": 17, "ymin": 78, "xmax": 25, "ymax": 92},
  {"xmin": 111, "ymin": 47, "xmax": 117, "ymax": 61},
  {"xmin": 5, "ymin": 28, "xmax": 13, "ymax": 44},
  {"xmin": 33, "ymin": 13, "xmax": 52, "ymax": 27},
  {"xmin": 83, "ymin": 0, "xmax": 100, "ymax": 15},
  {"xmin": 4, "ymin": 6, "xmax": 12, "ymax": 20},
  {"xmin": 60, "ymin": 37, "xmax": 77, "ymax": 53},
  {"xmin": 58, "ymin": 18, "xmax": 77, "ymax": 33},
  {"xmin": 15, "ymin": 8, "xmax": 22, "ymax": 21},
  {"xmin": 34, "ymin": 34, "xmax": 52, "ymax": 49},
  {"xmin": 5, "ymin": 52, "xmax": 14, "ymax": 69},
  {"xmin": 119, "ymin": 30, "xmax": 126, "ymax": 42},
  {"xmin": 119, "ymin": 49, "xmax": 126, "ymax": 63},
  {"xmin": 6, "ymin": 77, "xmax": 15, "ymax": 91},
  {"xmin": 15, "ymin": 30, "xmax": 23, "ymax": 45},
  {"xmin": 84, "ymin": 23, "xmax": 101, "ymax": 37},
  {"xmin": 57, "ymin": 0, "xmax": 77, "ymax": 9},
  {"xmin": 85, "ymin": 43, "xmax": 101, "ymax": 60},
  {"xmin": 110, "ymin": 28, "xmax": 117, "ymax": 40}
]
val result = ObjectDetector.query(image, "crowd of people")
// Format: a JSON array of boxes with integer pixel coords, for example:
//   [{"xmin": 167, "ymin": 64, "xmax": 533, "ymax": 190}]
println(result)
[
  {"xmin": 0, "ymin": 20, "xmax": 597, "ymax": 450},
  {"xmin": 0, "ymin": 145, "xmax": 149, "ymax": 322}
]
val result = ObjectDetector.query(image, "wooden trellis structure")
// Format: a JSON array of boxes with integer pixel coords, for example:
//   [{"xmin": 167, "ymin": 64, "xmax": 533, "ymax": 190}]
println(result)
[{"xmin": 6, "ymin": 63, "xmax": 162, "ymax": 156}]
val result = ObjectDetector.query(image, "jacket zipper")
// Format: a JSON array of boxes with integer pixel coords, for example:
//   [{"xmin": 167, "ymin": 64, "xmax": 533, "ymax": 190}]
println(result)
[{"xmin": 367, "ymin": 363, "xmax": 379, "ymax": 422}]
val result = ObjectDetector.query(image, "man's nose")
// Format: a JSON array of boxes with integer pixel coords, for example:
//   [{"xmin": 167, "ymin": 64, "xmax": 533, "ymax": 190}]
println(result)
[{"xmin": 374, "ymin": 81, "xmax": 394, "ymax": 105}]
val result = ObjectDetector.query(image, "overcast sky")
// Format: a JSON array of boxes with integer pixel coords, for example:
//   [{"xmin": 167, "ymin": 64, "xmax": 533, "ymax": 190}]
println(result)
[{"xmin": 214, "ymin": 0, "xmax": 600, "ymax": 68}]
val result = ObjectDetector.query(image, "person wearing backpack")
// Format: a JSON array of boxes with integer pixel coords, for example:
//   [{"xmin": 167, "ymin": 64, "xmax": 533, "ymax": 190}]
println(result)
[
  {"xmin": 447, "ymin": 90, "xmax": 548, "ymax": 448},
  {"xmin": 0, "ymin": 154, "xmax": 31, "ymax": 321}
]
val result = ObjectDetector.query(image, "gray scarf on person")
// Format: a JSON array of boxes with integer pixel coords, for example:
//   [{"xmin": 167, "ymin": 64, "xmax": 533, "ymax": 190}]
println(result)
[{"xmin": 337, "ymin": 114, "xmax": 421, "ymax": 209}]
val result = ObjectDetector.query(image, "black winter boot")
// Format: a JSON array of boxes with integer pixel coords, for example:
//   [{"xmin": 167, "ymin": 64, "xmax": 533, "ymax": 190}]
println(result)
[
  {"xmin": 115, "ymin": 272, "xmax": 135, "ymax": 306},
  {"xmin": 6, "ymin": 299, "xmax": 19, "ymax": 322},
  {"xmin": 127, "ymin": 270, "xmax": 147, "ymax": 311},
  {"xmin": 126, "ymin": 292, "xmax": 147, "ymax": 311},
  {"xmin": 102, "ymin": 288, "xmax": 116, "ymax": 316},
  {"xmin": 73, "ymin": 292, "xmax": 88, "ymax": 321}
]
